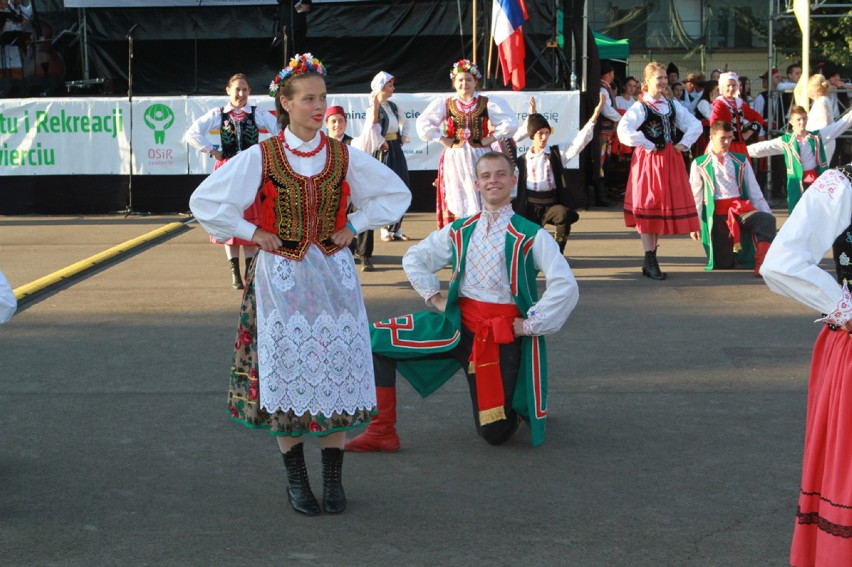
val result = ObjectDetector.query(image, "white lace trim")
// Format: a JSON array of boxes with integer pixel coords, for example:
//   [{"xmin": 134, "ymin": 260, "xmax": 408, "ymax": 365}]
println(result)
[
  {"xmin": 271, "ymin": 256, "xmax": 296, "ymax": 293},
  {"xmin": 258, "ymin": 308, "xmax": 375, "ymax": 416},
  {"xmin": 254, "ymin": 248, "xmax": 376, "ymax": 416},
  {"xmin": 815, "ymin": 285, "xmax": 852, "ymax": 327},
  {"xmin": 333, "ymin": 250, "xmax": 358, "ymax": 290}
]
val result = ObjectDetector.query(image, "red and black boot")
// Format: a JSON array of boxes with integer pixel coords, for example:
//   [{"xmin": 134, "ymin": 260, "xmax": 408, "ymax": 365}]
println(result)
[
  {"xmin": 754, "ymin": 241, "xmax": 772, "ymax": 278},
  {"xmin": 345, "ymin": 386, "xmax": 401, "ymax": 452}
]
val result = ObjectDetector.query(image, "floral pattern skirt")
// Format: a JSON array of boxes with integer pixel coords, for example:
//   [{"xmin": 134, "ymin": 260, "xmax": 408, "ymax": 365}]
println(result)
[{"xmin": 226, "ymin": 255, "xmax": 375, "ymax": 437}]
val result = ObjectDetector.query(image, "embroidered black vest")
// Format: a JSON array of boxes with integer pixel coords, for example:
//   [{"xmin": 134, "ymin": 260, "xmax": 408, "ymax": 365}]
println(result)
[
  {"xmin": 220, "ymin": 106, "xmax": 260, "ymax": 159},
  {"xmin": 639, "ymin": 100, "xmax": 677, "ymax": 150},
  {"xmin": 832, "ymin": 165, "xmax": 852, "ymax": 283},
  {"xmin": 258, "ymin": 136, "xmax": 349, "ymax": 260},
  {"xmin": 446, "ymin": 96, "xmax": 489, "ymax": 145}
]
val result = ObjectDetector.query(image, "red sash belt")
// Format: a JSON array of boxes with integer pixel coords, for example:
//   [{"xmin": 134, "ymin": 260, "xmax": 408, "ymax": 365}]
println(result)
[
  {"xmin": 458, "ymin": 297, "xmax": 521, "ymax": 425},
  {"xmin": 714, "ymin": 197, "xmax": 757, "ymax": 253},
  {"xmin": 802, "ymin": 169, "xmax": 817, "ymax": 186}
]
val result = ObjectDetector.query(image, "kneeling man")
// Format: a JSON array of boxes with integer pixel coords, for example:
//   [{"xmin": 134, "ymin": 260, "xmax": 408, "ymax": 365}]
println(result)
[
  {"xmin": 347, "ymin": 152, "xmax": 579, "ymax": 450},
  {"xmin": 690, "ymin": 121, "xmax": 776, "ymax": 275}
]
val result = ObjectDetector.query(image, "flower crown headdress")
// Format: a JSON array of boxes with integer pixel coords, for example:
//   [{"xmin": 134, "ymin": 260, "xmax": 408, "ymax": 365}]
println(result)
[
  {"xmin": 449, "ymin": 59, "xmax": 481, "ymax": 81},
  {"xmin": 268, "ymin": 53, "xmax": 326, "ymax": 97}
]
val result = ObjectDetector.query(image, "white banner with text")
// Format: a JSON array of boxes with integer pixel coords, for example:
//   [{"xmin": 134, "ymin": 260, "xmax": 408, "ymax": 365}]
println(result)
[{"xmin": 0, "ymin": 91, "xmax": 580, "ymax": 176}]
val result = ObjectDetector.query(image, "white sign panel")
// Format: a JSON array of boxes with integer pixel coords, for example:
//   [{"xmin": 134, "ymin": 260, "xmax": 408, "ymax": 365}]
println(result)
[
  {"xmin": 0, "ymin": 91, "xmax": 580, "ymax": 176},
  {"xmin": 0, "ymin": 98, "xmax": 130, "ymax": 175},
  {"xmin": 131, "ymin": 97, "xmax": 187, "ymax": 175}
]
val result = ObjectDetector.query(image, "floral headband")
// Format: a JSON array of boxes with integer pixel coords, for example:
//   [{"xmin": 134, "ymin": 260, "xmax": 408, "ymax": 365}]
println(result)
[
  {"xmin": 449, "ymin": 59, "xmax": 481, "ymax": 80},
  {"xmin": 268, "ymin": 53, "xmax": 326, "ymax": 97}
]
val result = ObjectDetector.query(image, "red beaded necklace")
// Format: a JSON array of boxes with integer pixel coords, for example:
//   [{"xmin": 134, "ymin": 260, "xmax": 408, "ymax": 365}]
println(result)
[{"xmin": 280, "ymin": 130, "xmax": 326, "ymax": 158}]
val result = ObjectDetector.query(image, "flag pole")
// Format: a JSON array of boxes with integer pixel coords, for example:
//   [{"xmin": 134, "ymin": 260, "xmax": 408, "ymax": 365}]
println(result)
[
  {"xmin": 487, "ymin": 25, "xmax": 495, "ymax": 82},
  {"xmin": 793, "ymin": 0, "xmax": 810, "ymax": 109},
  {"xmin": 472, "ymin": 0, "xmax": 477, "ymax": 64}
]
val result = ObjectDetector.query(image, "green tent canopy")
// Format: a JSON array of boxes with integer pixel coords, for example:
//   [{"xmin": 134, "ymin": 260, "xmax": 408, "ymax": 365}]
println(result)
[
  {"xmin": 593, "ymin": 31, "xmax": 630, "ymax": 62},
  {"xmin": 555, "ymin": 11, "xmax": 630, "ymax": 61}
]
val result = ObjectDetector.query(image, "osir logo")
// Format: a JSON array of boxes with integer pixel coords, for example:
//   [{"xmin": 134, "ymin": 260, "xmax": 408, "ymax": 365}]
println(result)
[{"xmin": 143, "ymin": 104, "xmax": 175, "ymax": 144}]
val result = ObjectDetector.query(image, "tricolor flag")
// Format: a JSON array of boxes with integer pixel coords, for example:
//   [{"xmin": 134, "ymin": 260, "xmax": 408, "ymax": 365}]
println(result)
[{"xmin": 492, "ymin": 0, "xmax": 528, "ymax": 91}]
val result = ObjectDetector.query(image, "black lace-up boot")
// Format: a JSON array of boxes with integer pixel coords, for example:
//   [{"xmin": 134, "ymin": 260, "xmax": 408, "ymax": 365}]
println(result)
[
  {"xmin": 229, "ymin": 257, "xmax": 244, "ymax": 290},
  {"xmin": 642, "ymin": 248, "xmax": 667, "ymax": 280},
  {"xmin": 321, "ymin": 448, "xmax": 346, "ymax": 514},
  {"xmin": 281, "ymin": 444, "xmax": 321, "ymax": 516}
]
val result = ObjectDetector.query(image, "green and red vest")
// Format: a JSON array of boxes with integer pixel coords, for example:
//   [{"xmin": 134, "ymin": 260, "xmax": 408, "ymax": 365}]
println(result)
[
  {"xmin": 258, "ymin": 135, "xmax": 349, "ymax": 260},
  {"xmin": 370, "ymin": 213, "xmax": 552, "ymax": 446},
  {"xmin": 694, "ymin": 152, "xmax": 755, "ymax": 270},
  {"xmin": 779, "ymin": 131, "xmax": 829, "ymax": 213}
]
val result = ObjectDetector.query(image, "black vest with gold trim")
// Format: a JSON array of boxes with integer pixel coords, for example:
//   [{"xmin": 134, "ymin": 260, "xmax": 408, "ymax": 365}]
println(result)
[
  {"xmin": 446, "ymin": 96, "xmax": 489, "ymax": 145},
  {"xmin": 258, "ymin": 135, "xmax": 349, "ymax": 260}
]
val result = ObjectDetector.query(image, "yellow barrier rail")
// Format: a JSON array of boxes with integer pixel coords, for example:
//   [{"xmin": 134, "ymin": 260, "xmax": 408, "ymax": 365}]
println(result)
[{"xmin": 13, "ymin": 220, "xmax": 190, "ymax": 302}]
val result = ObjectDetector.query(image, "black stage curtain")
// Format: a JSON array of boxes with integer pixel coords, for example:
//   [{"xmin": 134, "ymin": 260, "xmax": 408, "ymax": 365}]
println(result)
[{"xmin": 29, "ymin": 0, "xmax": 558, "ymax": 95}]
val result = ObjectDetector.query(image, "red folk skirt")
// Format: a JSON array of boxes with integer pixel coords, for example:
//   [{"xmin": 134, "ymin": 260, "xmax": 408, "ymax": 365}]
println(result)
[
  {"xmin": 790, "ymin": 326, "xmax": 852, "ymax": 567},
  {"xmin": 623, "ymin": 144, "xmax": 699, "ymax": 235}
]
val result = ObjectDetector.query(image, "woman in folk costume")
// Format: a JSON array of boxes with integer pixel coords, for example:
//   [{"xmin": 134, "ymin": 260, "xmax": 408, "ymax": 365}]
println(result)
[
  {"xmin": 189, "ymin": 54, "xmax": 411, "ymax": 516},
  {"xmin": 708, "ymin": 72, "xmax": 766, "ymax": 159},
  {"xmin": 416, "ymin": 59, "xmax": 518, "ymax": 228},
  {"xmin": 807, "ymin": 74, "xmax": 839, "ymax": 164},
  {"xmin": 616, "ymin": 62, "xmax": 703, "ymax": 280},
  {"xmin": 370, "ymin": 71, "xmax": 411, "ymax": 241},
  {"xmin": 184, "ymin": 73, "xmax": 280, "ymax": 290},
  {"xmin": 611, "ymin": 75, "xmax": 638, "ymax": 152},
  {"xmin": 761, "ymin": 165, "xmax": 852, "ymax": 567}
]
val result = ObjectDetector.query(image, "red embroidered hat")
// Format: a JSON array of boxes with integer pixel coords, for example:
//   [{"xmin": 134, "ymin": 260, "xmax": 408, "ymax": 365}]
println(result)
[{"xmin": 324, "ymin": 106, "xmax": 345, "ymax": 121}]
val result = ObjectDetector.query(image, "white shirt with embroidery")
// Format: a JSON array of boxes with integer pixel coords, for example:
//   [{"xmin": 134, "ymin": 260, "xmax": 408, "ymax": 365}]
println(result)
[
  {"xmin": 748, "ymin": 106, "xmax": 852, "ymax": 169},
  {"xmin": 521, "ymin": 119, "xmax": 595, "ymax": 192},
  {"xmin": 689, "ymin": 152, "xmax": 771, "ymax": 215},
  {"xmin": 616, "ymin": 95, "xmax": 703, "ymax": 152},
  {"xmin": 761, "ymin": 168, "xmax": 852, "ymax": 326},
  {"xmin": 402, "ymin": 205, "xmax": 579, "ymax": 336}
]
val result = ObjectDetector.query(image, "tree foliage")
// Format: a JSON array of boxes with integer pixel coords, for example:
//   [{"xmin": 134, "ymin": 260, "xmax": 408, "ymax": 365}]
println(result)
[{"xmin": 775, "ymin": 10, "xmax": 852, "ymax": 70}]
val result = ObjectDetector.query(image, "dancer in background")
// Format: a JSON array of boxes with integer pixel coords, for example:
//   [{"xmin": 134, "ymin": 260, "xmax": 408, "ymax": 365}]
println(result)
[
  {"xmin": 185, "ymin": 73, "xmax": 280, "ymax": 290},
  {"xmin": 324, "ymin": 101, "xmax": 383, "ymax": 271},
  {"xmin": 416, "ymin": 59, "xmax": 517, "ymax": 228},
  {"xmin": 708, "ymin": 72, "xmax": 765, "ymax": 160},
  {"xmin": 748, "ymin": 104, "xmax": 852, "ymax": 212},
  {"xmin": 760, "ymin": 165, "xmax": 852, "ymax": 567},
  {"xmin": 369, "ymin": 71, "xmax": 411, "ymax": 242},
  {"xmin": 190, "ymin": 54, "xmax": 410, "ymax": 516},
  {"xmin": 616, "ymin": 62, "xmax": 702, "ymax": 280},
  {"xmin": 807, "ymin": 74, "xmax": 839, "ymax": 164},
  {"xmin": 513, "ymin": 93, "xmax": 606, "ymax": 254}
]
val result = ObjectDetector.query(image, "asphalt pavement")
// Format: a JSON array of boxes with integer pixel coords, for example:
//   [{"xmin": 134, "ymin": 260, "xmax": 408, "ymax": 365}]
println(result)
[{"xmin": 0, "ymin": 207, "xmax": 818, "ymax": 566}]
